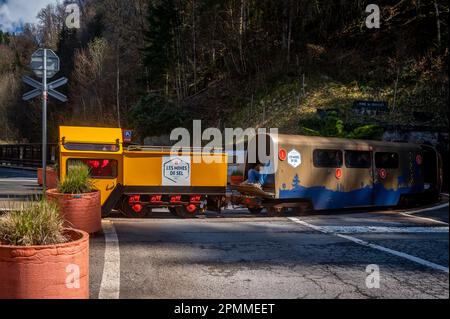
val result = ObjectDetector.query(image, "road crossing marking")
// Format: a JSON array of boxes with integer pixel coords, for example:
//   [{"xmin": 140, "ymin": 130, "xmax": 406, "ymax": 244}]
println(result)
[{"xmin": 288, "ymin": 217, "xmax": 449, "ymax": 274}]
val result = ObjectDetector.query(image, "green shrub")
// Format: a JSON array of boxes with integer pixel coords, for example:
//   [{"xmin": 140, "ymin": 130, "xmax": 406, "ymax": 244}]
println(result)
[
  {"xmin": 0, "ymin": 200, "xmax": 68, "ymax": 246},
  {"xmin": 231, "ymin": 170, "xmax": 243, "ymax": 176},
  {"xmin": 57, "ymin": 161, "xmax": 95, "ymax": 194}
]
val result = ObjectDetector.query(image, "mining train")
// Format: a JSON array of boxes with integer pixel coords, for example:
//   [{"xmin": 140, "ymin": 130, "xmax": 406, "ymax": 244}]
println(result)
[{"xmin": 56, "ymin": 126, "xmax": 442, "ymax": 217}]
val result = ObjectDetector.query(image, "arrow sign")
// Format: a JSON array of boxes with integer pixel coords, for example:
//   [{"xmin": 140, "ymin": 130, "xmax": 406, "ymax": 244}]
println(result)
[
  {"xmin": 22, "ymin": 88, "xmax": 41, "ymax": 101},
  {"xmin": 48, "ymin": 77, "xmax": 68, "ymax": 90},
  {"xmin": 22, "ymin": 75, "xmax": 68, "ymax": 102},
  {"xmin": 22, "ymin": 75, "xmax": 43, "ymax": 90},
  {"xmin": 48, "ymin": 88, "xmax": 68, "ymax": 102}
]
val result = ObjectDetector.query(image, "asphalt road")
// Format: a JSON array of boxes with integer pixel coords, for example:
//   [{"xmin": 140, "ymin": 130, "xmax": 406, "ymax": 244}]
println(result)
[
  {"xmin": 1, "ymin": 167, "xmax": 448, "ymax": 299},
  {"xmin": 89, "ymin": 205, "xmax": 449, "ymax": 299}
]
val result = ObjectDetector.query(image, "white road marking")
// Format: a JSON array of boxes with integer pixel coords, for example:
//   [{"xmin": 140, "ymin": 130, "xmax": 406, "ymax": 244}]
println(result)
[
  {"xmin": 288, "ymin": 217, "xmax": 449, "ymax": 274},
  {"xmin": 399, "ymin": 201, "xmax": 449, "ymax": 225},
  {"xmin": 403, "ymin": 202, "xmax": 449, "ymax": 215},
  {"xmin": 399, "ymin": 212, "xmax": 449, "ymax": 226},
  {"xmin": 308, "ymin": 225, "xmax": 448, "ymax": 234},
  {"xmin": 98, "ymin": 220, "xmax": 121, "ymax": 299}
]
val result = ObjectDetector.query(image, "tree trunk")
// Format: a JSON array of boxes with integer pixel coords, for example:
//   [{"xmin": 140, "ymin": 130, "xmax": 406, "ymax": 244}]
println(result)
[{"xmin": 434, "ymin": 1, "xmax": 441, "ymax": 48}]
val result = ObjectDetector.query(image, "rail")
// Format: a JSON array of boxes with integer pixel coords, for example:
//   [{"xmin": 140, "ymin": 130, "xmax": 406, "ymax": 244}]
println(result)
[{"xmin": 0, "ymin": 144, "xmax": 58, "ymax": 168}]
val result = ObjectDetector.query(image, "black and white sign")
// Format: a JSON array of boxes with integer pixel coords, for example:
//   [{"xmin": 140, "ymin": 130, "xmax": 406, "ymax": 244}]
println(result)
[
  {"xmin": 30, "ymin": 48, "xmax": 60, "ymax": 78},
  {"xmin": 162, "ymin": 156, "xmax": 191, "ymax": 186}
]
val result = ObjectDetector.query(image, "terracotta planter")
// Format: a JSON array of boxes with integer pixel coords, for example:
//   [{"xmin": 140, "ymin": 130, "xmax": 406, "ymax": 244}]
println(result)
[
  {"xmin": 46, "ymin": 189, "xmax": 102, "ymax": 234},
  {"xmin": 230, "ymin": 175, "xmax": 244, "ymax": 185},
  {"xmin": 0, "ymin": 229, "xmax": 89, "ymax": 299},
  {"xmin": 37, "ymin": 167, "xmax": 59, "ymax": 189}
]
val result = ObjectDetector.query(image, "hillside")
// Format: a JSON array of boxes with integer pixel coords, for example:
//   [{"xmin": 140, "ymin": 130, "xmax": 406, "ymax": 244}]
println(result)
[{"xmin": 0, "ymin": 0, "xmax": 448, "ymax": 143}]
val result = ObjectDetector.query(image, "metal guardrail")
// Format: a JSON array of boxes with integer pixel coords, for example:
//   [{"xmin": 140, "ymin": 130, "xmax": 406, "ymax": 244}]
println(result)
[{"xmin": 0, "ymin": 144, "xmax": 57, "ymax": 168}]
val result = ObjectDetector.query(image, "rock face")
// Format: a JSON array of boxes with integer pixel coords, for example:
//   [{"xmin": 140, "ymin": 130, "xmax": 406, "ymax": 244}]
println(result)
[{"xmin": 382, "ymin": 130, "xmax": 447, "ymax": 146}]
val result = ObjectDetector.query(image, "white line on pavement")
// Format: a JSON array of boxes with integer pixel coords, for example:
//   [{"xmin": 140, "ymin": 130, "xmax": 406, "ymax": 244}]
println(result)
[
  {"xmin": 288, "ymin": 217, "xmax": 449, "ymax": 274},
  {"xmin": 98, "ymin": 220, "xmax": 121, "ymax": 299},
  {"xmin": 399, "ymin": 212, "xmax": 449, "ymax": 226},
  {"xmin": 306, "ymin": 225, "xmax": 448, "ymax": 234},
  {"xmin": 403, "ymin": 202, "xmax": 449, "ymax": 215},
  {"xmin": 399, "ymin": 201, "xmax": 449, "ymax": 225}
]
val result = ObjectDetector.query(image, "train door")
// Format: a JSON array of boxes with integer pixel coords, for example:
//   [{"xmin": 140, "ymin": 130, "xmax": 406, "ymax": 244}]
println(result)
[
  {"xmin": 343, "ymin": 150, "xmax": 374, "ymax": 207},
  {"xmin": 421, "ymin": 145, "xmax": 442, "ymax": 198},
  {"xmin": 372, "ymin": 150, "xmax": 400, "ymax": 206}
]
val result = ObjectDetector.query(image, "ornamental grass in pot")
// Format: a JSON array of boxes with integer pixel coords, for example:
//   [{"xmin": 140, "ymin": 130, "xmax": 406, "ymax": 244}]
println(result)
[
  {"xmin": 0, "ymin": 200, "xmax": 89, "ymax": 299},
  {"xmin": 46, "ymin": 162, "xmax": 101, "ymax": 234}
]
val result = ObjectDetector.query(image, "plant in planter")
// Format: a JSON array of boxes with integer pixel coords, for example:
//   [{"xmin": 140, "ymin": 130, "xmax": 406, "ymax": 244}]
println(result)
[
  {"xmin": 46, "ymin": 161, "xmax": 102, "ymax": 234},
  {"xmin": 230, "ymin": 170, "xmax": 244, "ymax": 185},
  {"xmin": 37, "ymin": 163, "xmax": 59, "ymax": 189},
  {"xmin": 0, "ymin": 200, "xmax": 89, "ymax": 299}
]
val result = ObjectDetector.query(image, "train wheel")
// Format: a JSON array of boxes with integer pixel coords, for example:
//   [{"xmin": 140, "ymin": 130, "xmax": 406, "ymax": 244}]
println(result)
[
  {"xmin": 120, "ymin": 198, "xmax": 150, "ymax": 218},
  {"xmin": 168, "ymin": 207, "xmax": 177, "ymax": 216},
  {"xmin": 174, "ymin": 204, "xmax": 198, "ymax": 218},
  {"xmin": 248, "ymin": 207, "xmax": 263, "ymax": 214}
]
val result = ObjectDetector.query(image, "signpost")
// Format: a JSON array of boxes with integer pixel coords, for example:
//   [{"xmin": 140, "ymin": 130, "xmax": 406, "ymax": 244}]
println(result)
[{"xmin": 22, "ymin": 48, "xmax": 67, "ymax": 192}]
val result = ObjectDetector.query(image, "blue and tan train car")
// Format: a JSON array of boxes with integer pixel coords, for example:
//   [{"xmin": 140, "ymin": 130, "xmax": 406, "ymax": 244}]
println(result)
[{"xmin": 238, "ymin": 133, "xmax": 442, "ymax": 213}]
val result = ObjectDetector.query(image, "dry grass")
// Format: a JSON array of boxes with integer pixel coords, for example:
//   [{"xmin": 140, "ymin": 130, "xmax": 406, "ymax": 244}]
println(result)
[{"xmin": 0, "ymin": 200, "xmax": 68, "ymax": 246}]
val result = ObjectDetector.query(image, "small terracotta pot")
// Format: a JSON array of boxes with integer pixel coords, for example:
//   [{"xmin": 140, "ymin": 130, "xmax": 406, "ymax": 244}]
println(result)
[
  {"xmin": 37, "ymin": 167, "xmax": 59, "ymax": 189},
  {"xmin": 46, "ymin": 189, "xmax": 102, "ymax": 234},
  {"xmin": 0, "ymin": 229, "xmax": 89, "ymax": 299},
  {"xmin": 230, "ymin": 175, "xmax": 244, "ymax": 185}
]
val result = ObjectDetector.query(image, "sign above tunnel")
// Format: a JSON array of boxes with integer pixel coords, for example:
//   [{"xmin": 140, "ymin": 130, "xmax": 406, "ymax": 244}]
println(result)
[{"xmin": 162, "ymin": 156, "xmax": 191, "ymax": 186}]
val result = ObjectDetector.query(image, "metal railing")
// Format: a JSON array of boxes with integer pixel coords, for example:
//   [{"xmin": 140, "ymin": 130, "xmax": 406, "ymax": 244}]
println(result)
[{"xmin": 0, "ymin": 144, "xmax": 57, "ymax": 168}]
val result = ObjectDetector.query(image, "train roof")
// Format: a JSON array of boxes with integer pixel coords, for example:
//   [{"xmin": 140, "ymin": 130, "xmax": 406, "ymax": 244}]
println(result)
[{"xmin": 271, "ymin": 133, "xmax": 422, "ymax": 151}]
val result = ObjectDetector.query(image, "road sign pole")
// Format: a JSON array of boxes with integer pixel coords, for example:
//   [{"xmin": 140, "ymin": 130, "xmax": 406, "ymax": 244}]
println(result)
[
  {"xmin": 23, "ymin": 48, "xmax": 67, "ymax": 192},
  {"xmin": 42, "ymin": 49, "xmax": 47, "ymax": 193}
]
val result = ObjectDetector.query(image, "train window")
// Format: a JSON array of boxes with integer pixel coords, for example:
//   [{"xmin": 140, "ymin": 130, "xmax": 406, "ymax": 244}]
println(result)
[
  {"xmin": 375, "ymin": 152, "xmax": 399, "ymax": 169},
  {"xmin": 64, "ymin": 143, "xmax": 119, "ymax": 152},
  {"xmin": 67, "ymin": 159, "xmax": 118, "ymax": 178},
  {"xmin": 313, "ymin": 149, "xmax": 343, "ymax": 168},
  {"xmin": 345, "ymin": 151, "xmax": 371, "ymax": 168}
]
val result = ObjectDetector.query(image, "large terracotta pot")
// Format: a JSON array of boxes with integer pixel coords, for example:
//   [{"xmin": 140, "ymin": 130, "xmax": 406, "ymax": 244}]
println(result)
[
  {"xmin": 0, "ymin": 229, "xmax": 89, "ymax": 299},
  {"xmin": 37, "ymin": 167, "xmax": 58, "ymax": 189},
  {"xmin": 230, "ymin": 175, "xmax": 244, "ymax": 185},
  {"xmin": 46, "ymin": 189, "xmax": 102, "ymax": 234}
]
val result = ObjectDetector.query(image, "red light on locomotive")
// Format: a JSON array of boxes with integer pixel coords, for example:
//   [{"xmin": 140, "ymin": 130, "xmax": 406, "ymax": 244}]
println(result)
[
  {"xmin": 170, "ymin": 195, "xmax": 182, "ymax": 203},
  {"xmin": 151, "ymin": 195, "xmax": 162, "ymax": 203},
  {"xmin": 128, "ymin": 195, "xmax": 140, "ymax": 204},
  {"xmin": 416, "ymin": 154, "xmax": 423, "ymax": 165},
  {"xmin": 279, "ymin": 148, "xmax": 287, "ymax": 161},
  {"xmin": 379, "ymin": 168, "xmax": 387, "ymax": 179},
  {"xmin": 335, "ymin": 168, "xmax": 342, "ymax": 179},
  {"xmin": 190, "ymin": 195, "xmax": 201, "ymax": 203}
]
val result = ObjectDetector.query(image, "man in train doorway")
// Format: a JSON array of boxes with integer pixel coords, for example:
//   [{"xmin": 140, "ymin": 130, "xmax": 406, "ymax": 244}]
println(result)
[{"xmin": 242, "ymin": 162, "xmax": 271, "ymax": 189}]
